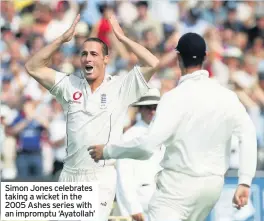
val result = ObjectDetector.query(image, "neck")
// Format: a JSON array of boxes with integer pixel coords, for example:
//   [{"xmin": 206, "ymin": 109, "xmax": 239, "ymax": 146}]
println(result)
[
  {"xmin": 54, "ymin": 109, "xmax": 61, "ymax": 115},
  {"xmin": 181, "ymin": 66, "xmax": 202, "ymax": 76},
  {"xmin": 87, "ymin": 75, "xmax": 105, "ymax": 93},
  {"xmin": 139, "ymin": 14, "xmax": 147, "ymax": 20},
  {"xmin": 142, "ymin": 118, "xmax": 150, "ymax": 125}
]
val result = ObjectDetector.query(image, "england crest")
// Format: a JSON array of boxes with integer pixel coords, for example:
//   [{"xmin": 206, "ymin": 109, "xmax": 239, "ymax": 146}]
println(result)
[{"xmin": 100, "ymin": 93, "xmax": 107, "ymax": 109}]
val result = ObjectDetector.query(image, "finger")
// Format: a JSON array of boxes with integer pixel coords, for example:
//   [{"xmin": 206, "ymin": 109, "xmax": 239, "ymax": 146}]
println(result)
[
  {"xmin": 88, "ymin": 149, "xmax": 94, "ymax": 154},
  {"xmin": 234, "ymin": 198, "xmax": 242, "ymax": 209},
  {"xmin": 91, "ymin": 154, "xmax": 97, "ymax": 160},
  {"xmin": 232, "ymin": 202, "xmax": 241, "ymax": 210},
  {"xmin": 72, "ymin": 14, "xmax": 80, "ymax": 27},
  {"xmin": 241, "ymin": 197, "xmax": 248, "ymax": 206},
  {"xmin": 109, "ymin": 14, "xmax": 118, "ymax": 27},
  {"xmin": 235, "ymin": 195, "xmax": 241, "ymax": 205},
  {"xmin": 90, "ymin": 152, "xmax": 96, "ymax": 158},
  {"xmin": 89, "ymin": 151, "xmax": 95, "ymax": 157},
  {"xmin": 108, "ymin": 14, "xmax": 115, "ymax": 22},
  {"xmin": 88, "ymin": 147, "xmax": 95, "ymax": 151}
]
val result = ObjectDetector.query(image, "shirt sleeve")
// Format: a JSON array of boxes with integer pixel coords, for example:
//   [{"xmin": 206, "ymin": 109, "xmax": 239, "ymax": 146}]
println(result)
[
  {"xmin": 103, "ymin": 93, "xmax": 181, "ymax": 160},
  {"xmin": 116, "ymin": 159, "xmax": 143, "ymax": 215},
  {"xmin": 120, "ymin": 66, "xmax": 150, "ymax": 107},
  {"xmin": 232, "ymin": 95, "xmax": 257, "ymax": 186},
  {"xmin": 49, "ymin": 71, "xmax": 69, "ymax": 105}
]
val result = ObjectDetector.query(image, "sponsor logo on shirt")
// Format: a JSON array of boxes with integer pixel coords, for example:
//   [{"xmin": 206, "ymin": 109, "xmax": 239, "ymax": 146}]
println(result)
[{"xmin": 71, "ymin": 91, "xmax": 82, "ymax": 104}]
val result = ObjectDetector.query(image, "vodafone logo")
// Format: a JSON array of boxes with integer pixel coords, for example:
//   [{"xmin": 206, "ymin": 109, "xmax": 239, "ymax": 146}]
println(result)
[{"xmin": 73, "ymin": 91, "xmax": 82, "ymax": 100}]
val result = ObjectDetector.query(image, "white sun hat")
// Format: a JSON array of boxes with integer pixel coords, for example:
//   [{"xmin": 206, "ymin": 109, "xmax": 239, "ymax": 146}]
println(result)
[{"xmin": 132, "ymin": 88, "xmax": 160, "ymax": 106}]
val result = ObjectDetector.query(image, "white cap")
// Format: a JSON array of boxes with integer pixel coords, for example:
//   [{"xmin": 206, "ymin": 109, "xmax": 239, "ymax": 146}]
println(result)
[{"xmin": 133, "ymin": 88, "xmax": 160, "ymax": 106}]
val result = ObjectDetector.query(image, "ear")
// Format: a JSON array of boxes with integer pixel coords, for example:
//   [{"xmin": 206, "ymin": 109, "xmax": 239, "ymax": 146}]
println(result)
[{"xmin": 104, "ymin": 55, "xmax": 109, "ymax": 65}]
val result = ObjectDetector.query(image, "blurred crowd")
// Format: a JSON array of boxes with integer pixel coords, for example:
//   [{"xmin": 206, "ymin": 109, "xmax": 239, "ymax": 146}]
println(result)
[{"xmin": 1, "ymin": 0, "xmax": 264, "ymax": 180}]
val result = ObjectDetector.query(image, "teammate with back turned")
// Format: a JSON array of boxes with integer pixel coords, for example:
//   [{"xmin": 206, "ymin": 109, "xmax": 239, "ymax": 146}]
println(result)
[
  {"xmin": 25, "ymin": 13, "xmax": 159, "ymax": 221},
  {"xmin": 89, "ymin": 33, "xmax": 258, "ymax": 221}
]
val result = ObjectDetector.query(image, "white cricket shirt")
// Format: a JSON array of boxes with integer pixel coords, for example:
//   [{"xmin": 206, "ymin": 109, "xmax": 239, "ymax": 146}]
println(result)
[
  {"xmin": 104, "ymin": 70, "xmax": 257, "ymax": 186},
  {"xmin": 49, "ymin": 66, "xmax": 149, "ymax": 169}
]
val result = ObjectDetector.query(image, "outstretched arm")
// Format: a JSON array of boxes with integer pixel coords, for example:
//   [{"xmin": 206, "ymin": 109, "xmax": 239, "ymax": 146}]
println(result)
[
  {"xmin": 25, "ymin": 14, "xmax": 80, "ymax": 90},
  {"xmin": 232, "ymin": 95, "xmax": 257, "ymax": 187},
  {"xmin": 231, "ymin": 94, "xmax": 257, "ymax": 210},
  {"xmin": 89, "ymin": 93, "xmax": 180, "ymax": 161},
  {"xmin": 109, "ymin": 15, "xmax": 159, "ymax": 81}
]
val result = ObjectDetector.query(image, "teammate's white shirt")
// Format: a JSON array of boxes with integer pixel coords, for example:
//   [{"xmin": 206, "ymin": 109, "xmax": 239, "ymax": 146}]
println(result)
[
  {"xmin": 104, "ymin": 70, "xmax": 257, "ymax": 186},
  {"xmin": 49, "ymin": 66, "xmax": 149, "ymax": 169},
  {"xmin": 116, "ymin": 119, "xmax": 165, "ymax": 216}
]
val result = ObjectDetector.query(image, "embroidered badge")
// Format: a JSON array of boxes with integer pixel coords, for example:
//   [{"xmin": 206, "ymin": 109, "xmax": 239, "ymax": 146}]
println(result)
[{"xmin": 100, "ymin": 93, "xmax": 107, "ymax": 109}]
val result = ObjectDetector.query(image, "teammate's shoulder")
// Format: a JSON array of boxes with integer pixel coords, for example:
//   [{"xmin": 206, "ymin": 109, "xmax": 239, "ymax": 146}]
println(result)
[
  {"xmin": 216, "ymin": 85, "xmax": 241, "ymax": 106},
  {"xmin": 158, "ymin": 88, "xmax": 181, "ymax": 105},
  {"xmin": 163, "ymin": 87, "xmax": 180, "ymax": 98},
  {"xmin": 217, "ymin": 84, "xmax": 237, "ymax": 97}
]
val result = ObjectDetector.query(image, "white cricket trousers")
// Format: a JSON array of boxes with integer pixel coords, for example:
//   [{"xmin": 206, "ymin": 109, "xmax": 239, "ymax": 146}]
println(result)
[
  {"xmin": 59, "ymin": 165, "xmax": 116, "ymax": 221},
  {"xmin": 138, "ymin": 183, "xmax": 156, "ymax": 221},
  {"xmin": 148, "ymin": 170, "xmax": 224, "ymax": 221}
]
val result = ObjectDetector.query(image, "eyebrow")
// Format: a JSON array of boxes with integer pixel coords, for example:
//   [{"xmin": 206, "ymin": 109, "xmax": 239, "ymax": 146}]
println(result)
[{"xmin": 81, "ymin": 50, "xmax": 99, "ymax": 55}]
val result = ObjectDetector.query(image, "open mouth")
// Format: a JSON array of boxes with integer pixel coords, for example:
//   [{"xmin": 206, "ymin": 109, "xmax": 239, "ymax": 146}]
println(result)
[{"xmin": 85, "ymin": 65, "xmax": 93, "ymax": 73}]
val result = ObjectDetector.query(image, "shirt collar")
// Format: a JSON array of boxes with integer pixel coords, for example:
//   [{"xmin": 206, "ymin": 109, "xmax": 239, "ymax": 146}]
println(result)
[
  {"xmin": 137, "ymin": 119, "xmax": 149, "ymax": 128},
  {"xmin": 178, "ymin": 70, "xmax": 209, "ymax": 85},
  {"xmin": 79, "ymin": 71, "xmax": 112, "ymax": 90},
  {"xmin": 76, "ymin": 71, "xmax": 112, "ymax": 82}
]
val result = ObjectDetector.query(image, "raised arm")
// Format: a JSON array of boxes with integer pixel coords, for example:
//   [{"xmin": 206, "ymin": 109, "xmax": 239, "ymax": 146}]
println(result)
[
  {"xmin": 109, "ymin": 15, "xmax": 159, "ymax": 81},
  {"xmin": 25, "ymin": 14, "xmax": 80, "ymax": 90}
]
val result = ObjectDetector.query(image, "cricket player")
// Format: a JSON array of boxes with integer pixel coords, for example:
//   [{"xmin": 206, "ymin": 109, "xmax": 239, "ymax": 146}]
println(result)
[
  {"xmin": 116, "ymin": 88, "xmax": 165, "ymax": 221},
  {"xmin": 25, "ymin": 14, "xmax": 159, "ymax": 221},
  {"xmin": 89, "ymin": 33, "xmax": 257, "ymax": 221}
]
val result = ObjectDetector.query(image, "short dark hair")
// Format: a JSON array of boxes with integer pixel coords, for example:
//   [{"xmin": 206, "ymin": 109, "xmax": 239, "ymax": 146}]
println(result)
[
  {"xmin": 136, "ymin": 1, "xmax": 148, "ymax": 8},
  {"xmin": 97, "ymin": 2, "xmax": 114, "ymax": 15},
  {"xmin": 180, "ymin": 55, "xmax": 205, "ymax": 68},
  {"xmin": 83, "ymin": 37, "xmax": 108, "ymax": 56}
]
